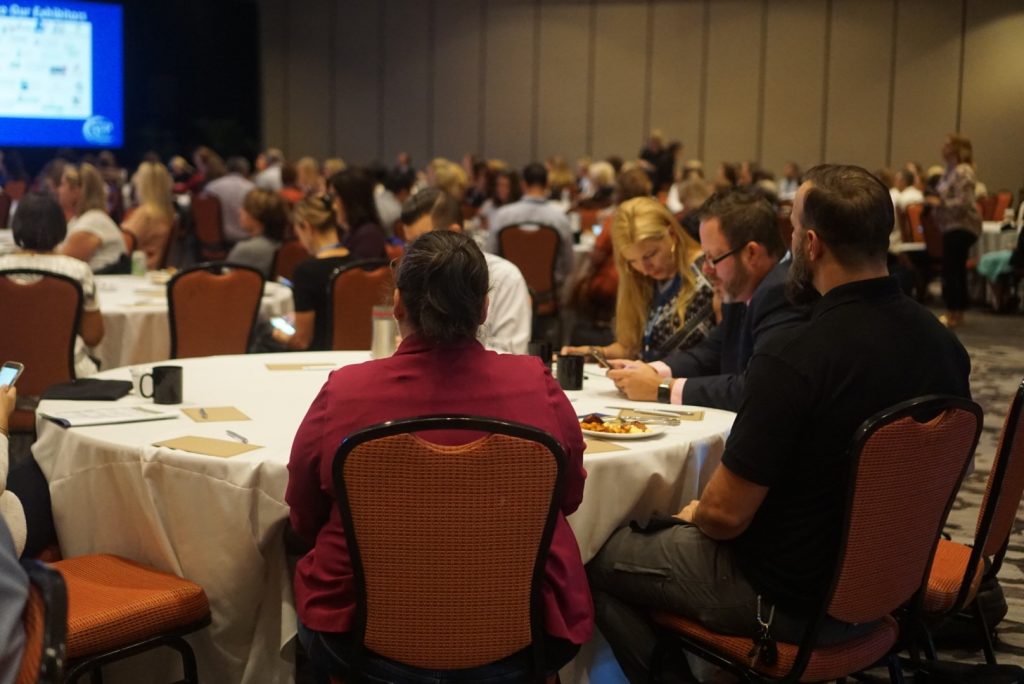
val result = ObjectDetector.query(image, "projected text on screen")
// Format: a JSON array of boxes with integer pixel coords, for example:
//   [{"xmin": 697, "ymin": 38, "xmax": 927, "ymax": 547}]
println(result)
[
  {"xmin": 0, "ymin": 2, "xmax": 123, "ymax": 148},
  {"xmin": 0, "ymin": 9, "xmax": 94, "ymax": 119}
]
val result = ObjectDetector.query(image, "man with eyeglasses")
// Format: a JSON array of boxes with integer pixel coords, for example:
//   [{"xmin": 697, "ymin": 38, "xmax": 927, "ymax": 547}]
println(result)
[
  {"xmin": 607, "ymin": 190, "xmax": 810, "ymax": 410},
  {"xmin": 588, "ymin": 165, "xmax": 971, "ymax": 683}
]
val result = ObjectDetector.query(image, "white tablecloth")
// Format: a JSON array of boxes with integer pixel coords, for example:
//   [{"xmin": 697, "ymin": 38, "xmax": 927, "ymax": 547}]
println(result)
[
  {"xmin": 33, "ymin": 352, "xmax": 733, "ymax": 683},
  {"xmin": 91, "ymin": 275, "xmax": 294, "ymax": 371},
  {"xmin": 978, "ymin": 220, "xmax": 1019, "ymax": 259}
]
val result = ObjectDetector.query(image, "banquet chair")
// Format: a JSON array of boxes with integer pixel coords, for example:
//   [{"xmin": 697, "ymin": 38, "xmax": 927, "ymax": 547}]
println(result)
[
  {"xmin": 978, "ymin": 196, "xmax": 998, "ymax": 222},
  {"xmin": 167, "ymin": 262, "xmax": 264, "ymax": 358},
  {"xmin": 905, "ymin": 203, "xmax": 925, "ymax": 243},
  {"xmin": 0, "ymin": 193, "xmax": 11, "ymax": 229},
  {"xmin": 54, "ymin": 554, "xmax": 211, "ymax": 684},
  {"xmin": 327, "ymin": 415, "xmax": 570, "ymax": 682},
  {"xmin": 992, "ymin": 191, "xmax": 1013, "ymax": 223},
  {"xmin": 497, "ymin": 224, "xmax": 561, "ymax": 318},
  {"xmin": 190, "ymin": 193, "xmax": 229, "ymax": 261},
  {"xmin": 15, "ymin": 559, "xmax": 67, "ymax": 684},
  {"xmin": 0, "ymin": 270, "xmax": 82, "ymax": 434},
  {"xmin": 121, "ymin": 227, "xmax": 137, "ymax": 256},
  {"xmin": 270, "ymin": 239, "xmax": 308, "ymax": 282},
  {"xmin": 650, "ymin": 395, "xmax": 982, "ymax": 683},
  {"xmin": 919, "ymin": 379, "xmax": 1024, "ymax": 665},
  {"xmin": 327, "ymin": 259, "xmax": 392, "ymax": 350},
  {"xmin": 156, "ymin": 214, "xmax": 182, "ymax": 270}
]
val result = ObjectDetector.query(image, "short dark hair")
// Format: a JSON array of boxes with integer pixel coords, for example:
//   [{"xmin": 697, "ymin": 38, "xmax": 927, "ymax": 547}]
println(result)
[
  {"xmin": 897, "ymin": 169, "xmax": 915, "ymax": 186},
  {"xmin": 401, "ymin": 187, "xmax": 440, "ymax": 227},
  {"xmin": 698, "ymin": 190, "xmax": 785, "ymax": 259},
  {"xmin": 226, "ymin": 156, "xmax": 251, "ymax": 176},
  {"xmin": 328, "ymin": 167, "xmax": 382, "ymax": 229},
  {"xmin": 400, "ymin": 188, "xmax": 464, "ymax": 232},
  {"xmin": 521, "ymin": 162, "xmax": 547, "ymax": 188},
  {"xmin": 396, "ymin": 231, "xmax": 489, "ymax": 345},
  {"xmin": 801, "ymin": 164, "xmax": 893, "ymax": 266},
  {"xmin": 12, "ymin": 193, "xmax": 67, "ymax": 251}
]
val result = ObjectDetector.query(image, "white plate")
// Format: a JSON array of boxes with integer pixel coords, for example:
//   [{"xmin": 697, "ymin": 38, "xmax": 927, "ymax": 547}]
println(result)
[{"xmin": 580, "ymin": 424, "xmax": 666, "ymax": 440}]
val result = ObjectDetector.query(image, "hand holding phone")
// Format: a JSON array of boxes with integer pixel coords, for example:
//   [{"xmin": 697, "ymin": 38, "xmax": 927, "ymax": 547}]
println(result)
[
  {"xmin": 0, "ymin": 361, "xmax": 24, "ymax": 388},
  {"xmin": 270, "ymin": 316, "xmax": 296, "ymax": 337}
]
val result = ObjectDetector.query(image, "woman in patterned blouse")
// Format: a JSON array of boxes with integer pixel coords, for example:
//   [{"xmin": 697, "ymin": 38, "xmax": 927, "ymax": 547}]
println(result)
[
  {"xmin": 931, "ymin": 133, "xmax": 983, "ymax": 329},
  {"xmin": 567, "ymin": 196, "xmax": 714, "ymax": 362}
]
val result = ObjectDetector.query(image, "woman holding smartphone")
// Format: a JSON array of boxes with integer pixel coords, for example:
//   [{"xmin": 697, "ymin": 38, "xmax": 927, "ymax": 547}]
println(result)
[
  {"xmin": 563, "ymin": 196, "xmax": 713, "ymax": 363},
  {"xmin": 272, "ymin": 196, "xmax": 354, "ymax": 351}
]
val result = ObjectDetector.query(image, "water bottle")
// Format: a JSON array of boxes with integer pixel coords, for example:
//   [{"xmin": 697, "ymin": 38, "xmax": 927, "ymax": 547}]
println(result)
[
  {"xmin": 131, "ymin": 250, "xmax": 147, "ymax": 276},
  {"xmin": 370, "ymin": 305, "xmax": 398, "ymax": 358}
]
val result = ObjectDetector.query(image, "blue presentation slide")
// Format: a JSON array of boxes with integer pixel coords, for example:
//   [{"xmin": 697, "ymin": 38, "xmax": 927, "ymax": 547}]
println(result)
[{"xmin": 0, "ymin": 1, "xmax": 123, "ymax": 147}]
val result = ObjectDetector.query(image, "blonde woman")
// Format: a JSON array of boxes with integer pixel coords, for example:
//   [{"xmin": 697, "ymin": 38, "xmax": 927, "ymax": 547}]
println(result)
[
  {"xmin": 122, "ymin": 161, "xmax": 175, "ymax": 269},
  {"xmin": 272, "ymin": 196, "xmax": 354, "ymax": 351},
  {"xmin": 427, "ymin": 158, "xmax": 468, "ymax": 201},
  {"xmin": 295, "ymin": 156, "xmax": 323, "ymax": 195},
  {"xmin": 564, "ymin": 197, "xmax": 714, "ymax": 362},
  {"xmin": 58, "ymin": 163, "xmax": 126, "ymax": 272}
]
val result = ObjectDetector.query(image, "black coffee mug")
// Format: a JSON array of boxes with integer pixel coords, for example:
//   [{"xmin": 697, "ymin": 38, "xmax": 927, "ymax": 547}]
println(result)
[
  {"xmin": 140, "ymin": 365, "xmax": 183, "ymax": 404},
  {"xmin": 556, "ymin": 354, "xmax": 585, "ymax": 391},
  {"xmin": 528, "ymin": 341, "xmax": 553, "ymax": 370}
]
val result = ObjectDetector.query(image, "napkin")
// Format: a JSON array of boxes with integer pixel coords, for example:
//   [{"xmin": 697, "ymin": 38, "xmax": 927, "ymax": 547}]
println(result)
[
  {"xmin": 583, "ymin": 439, "xmax": 628, "ymax": 453},
  {"xmin": 182, "ymin": 407, "xmax": 250, "ymax": 422},
  {"xmin": 154, "ymin": 436, "xmax": 261, "ymax": 458}
]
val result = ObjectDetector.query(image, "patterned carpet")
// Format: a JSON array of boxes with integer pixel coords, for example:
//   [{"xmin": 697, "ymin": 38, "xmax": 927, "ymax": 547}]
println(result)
[{"xmin": 936, "ymin": 313, "xmax": 1024, "ymax": 669}]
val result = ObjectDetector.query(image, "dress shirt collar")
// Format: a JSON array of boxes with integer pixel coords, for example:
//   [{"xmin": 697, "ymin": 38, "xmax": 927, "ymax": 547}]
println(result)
[{"xmin": 812, "ymin": 275, "xmax": 901, "ymax": 320}]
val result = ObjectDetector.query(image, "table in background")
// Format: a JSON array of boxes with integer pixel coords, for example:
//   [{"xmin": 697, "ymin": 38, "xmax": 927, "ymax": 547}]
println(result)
[
  {"xmin": 34, "ymin": 353, "xmax": 733, "ymax": 683},
  {"xmin": 978, "ymin": 220, "xmax": 1020, "ymax": 259},
  {"xmin": 92, "ymin": 274, "xmax": 294, "ymax": 370}
]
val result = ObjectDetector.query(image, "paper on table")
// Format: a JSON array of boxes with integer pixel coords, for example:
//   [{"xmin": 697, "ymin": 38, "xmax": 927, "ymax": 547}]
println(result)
[
  {"xmin": 39, "ymin": 405, "xmax": 178, "ymax": 428},
  {"xmin": 265, "ymin": 363, "xmax": 338, "ymax": 371},
  {"xmin": 153, "ymin": 435, "xmax": 261, "ymax": 458},
  {"xmin": 182, "ymin": 407, "xmax": 250, "ymax": 422},
  {"xmin": 584, "ymin": 439, "xmax": 628, "ymax": 453}
]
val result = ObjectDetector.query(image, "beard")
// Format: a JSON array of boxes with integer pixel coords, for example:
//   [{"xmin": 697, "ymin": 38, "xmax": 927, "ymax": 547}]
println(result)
[
  {"xmin": 720, "ymin": 261, "xmax": 751, "ymax": 304},
  {"xmin": 785, "ymin": 236, "xmax": 819, "ymax": 305}
]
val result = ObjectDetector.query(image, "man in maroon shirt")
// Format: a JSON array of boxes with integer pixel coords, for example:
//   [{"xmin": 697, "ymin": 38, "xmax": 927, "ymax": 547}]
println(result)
[{"xmin": 286, "ymin": 231, "xmax": 593, "ymax": 680}]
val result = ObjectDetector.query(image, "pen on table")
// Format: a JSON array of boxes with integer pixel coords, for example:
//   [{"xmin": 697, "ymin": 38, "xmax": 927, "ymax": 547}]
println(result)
[
  {"xmin": 199, "ymin": 408, "xmax": 208, "ymax": 419},
  {"xmin": 225, "ymin": 430, "xmax": 248, "ymax": 444}
]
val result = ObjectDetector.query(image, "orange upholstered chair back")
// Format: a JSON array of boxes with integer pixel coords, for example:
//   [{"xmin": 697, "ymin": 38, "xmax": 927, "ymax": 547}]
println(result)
[
  {"xmin": 167, "ymin": 262, "xmax": 264, "ymax": 358},
  {"xmin": 328, "ymin": 260, "xmax": 392, "ymax": 350},
  {"xmin": 271, "ymin": 240, "xmax": 309, "ymax": 282},
  {"xmin": 0, "ymin": 270, "xmax": 82, "ymax": 396},
  {"xmin": 497, "ymin": 225, "xmax": 560, "ymax": 314},
  {"xmin": 826, "ymin": 396, "xmax": 981, "ymax": 625},
  {"xmin": 190, "ymin": 194, "xmax": 227, "ymax": 260},
  {"xmin": 992, "ymin": 191, "xmax": 1013, "ymax": 222},
  {"xmin": 334, "ymin": 416, "xmax": 564, "ymax": 672},
  {"xmin": 977, "ymin": 380, "xmax": 1024, "ymax": 563}
]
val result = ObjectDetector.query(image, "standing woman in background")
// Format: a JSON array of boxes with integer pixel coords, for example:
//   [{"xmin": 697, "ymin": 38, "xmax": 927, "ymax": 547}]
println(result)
[
  {"xmin": 327, "ymin": 168, "xmax": 387, "ymax": 261},
  {"xmin": 932, "ymin": 133, "xmax": 982, "ymax": 328},
  {"xmin": 122, "ymin": 161, "xmax": 175, "ymax": 270},
  {"xmin": 57, "ymin": 163, "xmax": 126, "ymax": 273}
]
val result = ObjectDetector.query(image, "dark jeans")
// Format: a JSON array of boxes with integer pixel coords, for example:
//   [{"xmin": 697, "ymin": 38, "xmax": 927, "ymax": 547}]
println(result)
[
  {"xmin": 297, "ymin": 621, "xmax": 578, "ymax": 684},
  {"xmin": 942, "ymin": 228, "xmax": 978, "ymax": 312}
]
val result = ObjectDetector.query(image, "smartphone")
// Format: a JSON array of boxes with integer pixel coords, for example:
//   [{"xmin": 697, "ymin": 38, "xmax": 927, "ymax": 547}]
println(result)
[
  {"xmin": 276, "ymin": 275, "xmax": 294, "ymax": 289},
  {"xmin": 591, "ymin": 347, "xmax": 611, "ymax": 369},
  {"xmin": 270, "ymin": 316, "xmax": 296, "ymax": 336},
  {"xmin": 0, "ymin": 361, "xmax": 24, "ymax": 387}
]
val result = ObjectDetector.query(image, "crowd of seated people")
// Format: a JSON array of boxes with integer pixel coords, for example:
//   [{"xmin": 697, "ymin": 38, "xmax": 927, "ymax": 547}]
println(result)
[{"xmin": 0, "ymin": 128, "xmax": 1021, "ymax": 684}]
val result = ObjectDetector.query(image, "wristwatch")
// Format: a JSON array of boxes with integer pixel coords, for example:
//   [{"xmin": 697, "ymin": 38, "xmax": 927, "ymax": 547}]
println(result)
[{"xmin": 657, "ymin": 379, "xmax": 673, "ymax": 404}]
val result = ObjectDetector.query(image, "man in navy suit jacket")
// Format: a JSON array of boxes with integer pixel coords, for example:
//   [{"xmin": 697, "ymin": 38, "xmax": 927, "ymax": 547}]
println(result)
[{"xmin": 608, "ymin": 191, "xmax": 812, "ymax": 410}]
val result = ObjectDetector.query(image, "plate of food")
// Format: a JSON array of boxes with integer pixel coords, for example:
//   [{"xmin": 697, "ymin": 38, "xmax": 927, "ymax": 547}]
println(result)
[{"xmin": 578, "ymin": 413, "xmax": 666, "ymax": 440}]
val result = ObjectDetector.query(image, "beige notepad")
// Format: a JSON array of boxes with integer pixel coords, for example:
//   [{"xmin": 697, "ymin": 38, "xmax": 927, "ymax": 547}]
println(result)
[
  {"xmin": 154, "ymin": 436, "xmax": 262, "ymax": 458},
  {"xmin": 181, "ymin": 407, "xmax": 250, "ymax": 423},
  {"xmin": 265, "ymin": 363, "xmax": 338, "ymax": 371},
  {"xmin": 584, "ymin": 439, "xmax": 628, "ymax": 453}
]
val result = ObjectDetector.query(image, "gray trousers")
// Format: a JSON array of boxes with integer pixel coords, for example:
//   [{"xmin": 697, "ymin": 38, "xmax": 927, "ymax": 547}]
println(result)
[{"xmin": 587, "ymin": 523, "xmax": 871, "ymax": 684}]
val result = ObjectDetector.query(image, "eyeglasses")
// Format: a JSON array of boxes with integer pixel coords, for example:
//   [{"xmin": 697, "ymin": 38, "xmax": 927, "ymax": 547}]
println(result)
[{"xmin": 704, "ymin": 244, "xmax": 744, "ymax": 269}]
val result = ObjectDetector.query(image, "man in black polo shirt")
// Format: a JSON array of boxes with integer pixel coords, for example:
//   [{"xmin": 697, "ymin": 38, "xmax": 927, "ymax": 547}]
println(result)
[{"xmin": 587, "ymin": 164, "xmax": 971, "ymax": 683}]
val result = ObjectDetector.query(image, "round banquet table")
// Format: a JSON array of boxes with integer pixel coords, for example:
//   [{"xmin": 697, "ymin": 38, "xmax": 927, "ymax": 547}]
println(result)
[
  {"xmin": 91, "ymin": 274, "xmax": 294, "ymax": 370},
  {"xmin": 33, "ymin": 351, "xmax": 734, "ymax": 684}
]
